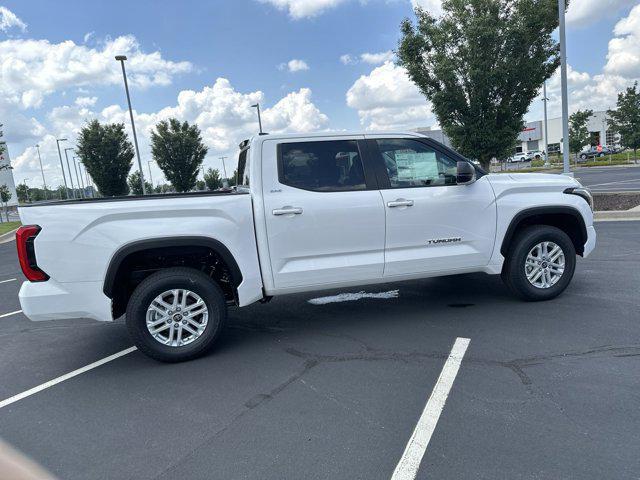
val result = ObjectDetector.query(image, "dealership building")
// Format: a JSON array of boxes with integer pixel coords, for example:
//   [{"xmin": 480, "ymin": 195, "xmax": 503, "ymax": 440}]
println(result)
[
  {"xmin": 0, "ymin": 142, "xmax": 19, "ymax": 207},
  {"xmin": 415, "ymin": 110, "xmax": 618, "ymax": 157}
]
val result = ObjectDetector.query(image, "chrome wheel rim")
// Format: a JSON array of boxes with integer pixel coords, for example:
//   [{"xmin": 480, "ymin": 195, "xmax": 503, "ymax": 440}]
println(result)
[
  {"xmin": 146, "ymin": 289, "xmax": 209, "ymax": 347},
  {"xmin": 525, "ymin": 241, "xmax": 565, "ymax": 289}
]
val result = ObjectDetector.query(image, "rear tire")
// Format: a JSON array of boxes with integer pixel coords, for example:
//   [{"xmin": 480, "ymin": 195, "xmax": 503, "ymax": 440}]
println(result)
[
  {"xmin": 126, "ymin": 267, "xmax": 227, "ymax": 362},
  {"xmin": 502, "ymin": 225, "xmax": 576, "ymax": 301}
]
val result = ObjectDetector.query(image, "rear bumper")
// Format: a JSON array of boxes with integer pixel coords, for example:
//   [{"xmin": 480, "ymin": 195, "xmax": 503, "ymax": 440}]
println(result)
[
  {"xmin": 583, "ymin": 225, "xmax": 596, "ymax": 258},
  {"xmin": 19, "ymin": 279, "xmax": 112, "ymax": 322}
]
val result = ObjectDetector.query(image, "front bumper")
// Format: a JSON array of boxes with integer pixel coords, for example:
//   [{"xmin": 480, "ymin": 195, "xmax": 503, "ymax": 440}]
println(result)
[
  {"xmin": 19, "ymin": 279, "xmax": 112, "ymax": 322},
  {"xmin": 583, "ymin": 225, "xmax": 596, "ymax": 258}
]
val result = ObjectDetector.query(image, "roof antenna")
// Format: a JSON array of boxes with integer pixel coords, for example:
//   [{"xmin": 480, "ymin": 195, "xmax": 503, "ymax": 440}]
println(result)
[{"xmin": 251, "ymin": 103, "xmax": 268, "ymax": 135}]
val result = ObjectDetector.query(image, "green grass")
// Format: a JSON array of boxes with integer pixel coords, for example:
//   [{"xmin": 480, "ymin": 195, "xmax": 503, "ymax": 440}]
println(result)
[{"xmin": 0, "ymin": 221, "xmax": 21, "ymax": 235}]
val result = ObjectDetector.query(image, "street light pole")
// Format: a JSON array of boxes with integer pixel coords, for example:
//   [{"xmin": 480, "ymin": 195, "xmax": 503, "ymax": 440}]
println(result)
[
  {"xmin": 115, "ymin": 55, "xmax": 147, "ymax": 195},
  {"xmin": 63, "ymin": 148, "xmax": 76, "ymax": 199},
  {"xmin": 558, "ymin": 0, "xmax": 571, "ymax": 175},
  {"xmin": 219, "ymin": 156, "xmax": 228, "ymax": 188},
  {"xmin": 250, "ymin": 103, "xmax": 264, "ymax": 135},
  {"xmin": 56, "ymin": 138, "xmax": 70, "ymax": 198},
  {"xmin": 542, "ymin": 82, "xmax": 550, "ymax": 167},
  {"xmin": 74, "ymin": 157, "xmax": 86, "ymax": 197},
  {"xmin": 35, "ymin": 144, "xmax": 48, "ymax": 199},
  {"xmin": 147, "ymin": 160, "xmax": 154, "ymax": 187},
  {"xmin": 68, "ymin": 150, "xmax": 84, "ymax": 199}
]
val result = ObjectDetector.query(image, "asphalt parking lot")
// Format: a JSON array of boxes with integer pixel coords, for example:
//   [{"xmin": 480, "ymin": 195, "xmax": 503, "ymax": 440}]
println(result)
[
  {"xmin": 502, "ymin": 163, "xmax": 640, "ymax": 192},
  {"xmin": 0, "ymin": 221, "xmax": 639, "ymax": 480},
  {"xmin": 573, "ymin": 165, "xmax": 640, "ymax": 192}
]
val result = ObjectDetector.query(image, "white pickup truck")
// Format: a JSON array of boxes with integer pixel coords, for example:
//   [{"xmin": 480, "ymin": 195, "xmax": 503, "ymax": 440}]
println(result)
[{"xmin": 17, "ymin": 132, "xmax": 596, "ymax": 362}]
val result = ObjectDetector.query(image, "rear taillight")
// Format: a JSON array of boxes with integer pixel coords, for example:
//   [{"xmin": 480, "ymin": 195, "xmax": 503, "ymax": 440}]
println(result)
[{"xmin": 16, "ymin": 225, "xmax": 49, "ymax": 282}]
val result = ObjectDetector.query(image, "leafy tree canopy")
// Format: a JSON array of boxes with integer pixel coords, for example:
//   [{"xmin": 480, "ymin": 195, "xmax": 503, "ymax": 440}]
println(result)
[
  {"xmin": 0, "ymin": 184, "xmax": 11, "ymax": 203},
  {"xmin": 16, "ymin": 183, "xmax": 28, "ymax": 203},
  {"xmin": 127, "ymin": 170, "xmax": 153, "ymax": 196},
  {"xmin": 151, "ymin": 118, "xmax": 208, "ymax": 192},
  {"xmin": 76, "ymin": 120, "xmax": 133, "ymax": 196},
  {"xmin": 398, "ymin": 0, "xmax": 563, "ymax": 169},
  {"xmin": 569, "ymin": 109, "xmax": 593, "ymax": 154},
  {"xmin": 228, "ymin": 168, "xmax": 238, "ymax": 187},
  {"xmin": 204, "ymin": 167, "xmax": 223, "ymax": 191},
  {"xmin": 607, "ymin": 82, "xmax": 640, "ymax": 155}
]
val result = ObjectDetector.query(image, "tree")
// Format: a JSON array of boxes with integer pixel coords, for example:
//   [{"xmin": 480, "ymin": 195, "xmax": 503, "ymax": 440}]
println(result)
[
  {"xmin": 76, "ymin": 120, "xmax": 134, "ymax": 196},
  {"xmin": 151, "ymin": 118, "xmax": 208, "ymax": 192},
  {"xmin": 0, "ymin": 184, "xmax": 11, "ymax": 222},
  {"xmin": 16, "ymin": 183, "xmax": 28, "ymax": 203},
  {"xmin": 398, "ymin": 0, "xmax": 562, "ymax": 170},
  {"xmin": 228, "ymin": 169, "xmax": 238, "ymax": 187},
  {"xmin": 127, "ymin": 170, "xmax": 153, "ymax": 196},
  {"xmin": 569, "ymin": 109, "xmax": 593, "ymax": 156},
  {"xmin": 203, "ymin": 167, "xmax": 223, "ymax": 190},
  {"xmin": 608, "ymin": 82, "xmax": 640, "ymax": 157}
]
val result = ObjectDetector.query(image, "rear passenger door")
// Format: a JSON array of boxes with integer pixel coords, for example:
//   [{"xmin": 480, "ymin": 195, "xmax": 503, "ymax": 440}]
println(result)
[
  {"xmin": 366, "ymin": 136, "xmax": 497, "ymax": 277},
  {"xmin": 261, "ymin": 137, "xmax": 386, "ymax": 291}
]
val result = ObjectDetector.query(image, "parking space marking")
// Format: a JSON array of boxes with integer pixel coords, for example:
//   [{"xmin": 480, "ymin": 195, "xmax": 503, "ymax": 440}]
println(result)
[
  {"xmin": 391, "ymin": 337, "xmax": 470, "ymax": 480},
  {"xmin": 0, "ymin": 346, "xmax": 137, "ymax": 410},
  {"xmin": 0, "ymin": 310, "xmax": 22, "ymax": 319},
  {"xmin": 0, "ymin": 278, "xmax": 17, "ymax": 284}
]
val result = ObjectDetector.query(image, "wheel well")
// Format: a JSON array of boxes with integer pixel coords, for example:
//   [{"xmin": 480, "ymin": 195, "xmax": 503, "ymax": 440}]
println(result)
[
  {"xmin": 501, "ymin": 209, "xmax": 587, "ymax": 257},
  {"xmin": 104, "ymin": 238, "xmax": 242, "ymax": 320}
]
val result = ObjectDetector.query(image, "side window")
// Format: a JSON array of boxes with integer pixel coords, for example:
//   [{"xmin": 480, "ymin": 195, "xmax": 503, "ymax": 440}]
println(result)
[
  {"xmin": 236, "ymin": 148, "xmax": 250, "ymax": 187},
  {"xmin": 376, "ymin": 139, "xmax": 458, "ymax": 188},
  {"xmin": 279, "ymin": 140, "xmax": 366, "ymax": 192}
]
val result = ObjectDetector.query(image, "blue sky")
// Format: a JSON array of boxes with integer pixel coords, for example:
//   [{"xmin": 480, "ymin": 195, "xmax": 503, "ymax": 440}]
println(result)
[{"xmin": 1, "ymin": 0, "xmax": 639, "ymax": 188}]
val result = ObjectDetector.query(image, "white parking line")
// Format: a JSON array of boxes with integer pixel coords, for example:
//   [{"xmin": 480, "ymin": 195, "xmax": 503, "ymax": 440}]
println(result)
[
  {"xmin": 391, "ymin": 337, "xmax": 470, "ymax": 480},
  {"xmin": 0, "ymin": 347, "xmax": 137, "ymax": 410},
  {"xmin": 0, "ymin": 278, "xmax": 17, "ymax": 284},
  {"xmin": 0, "ymin": 310, "xmax": 22, "ymax": 319}
]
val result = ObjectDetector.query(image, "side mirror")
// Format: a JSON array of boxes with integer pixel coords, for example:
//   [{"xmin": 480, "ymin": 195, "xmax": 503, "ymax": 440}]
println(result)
[{"xmin": 456, "ymin": 161, "xmax": 476, "ymax": 185}]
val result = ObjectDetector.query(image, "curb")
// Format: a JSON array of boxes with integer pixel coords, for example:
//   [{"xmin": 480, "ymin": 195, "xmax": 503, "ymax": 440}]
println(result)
[
  {"xmin": 0, "ymin": 228, "xmax": 18, "ymax": 244},
  {"xmin": 594, "ymin": 210, "xmax": 640, "ymax": 222}
]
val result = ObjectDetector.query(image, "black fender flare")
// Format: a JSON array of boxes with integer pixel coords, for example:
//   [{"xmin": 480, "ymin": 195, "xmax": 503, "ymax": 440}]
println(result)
[
  {"xmin": 103, "ymin": 236, "xmax": 243, "ymax": 298},
  {"xmin": 500, "ymin": 206, "xmax": 587, "ymax": 256}
]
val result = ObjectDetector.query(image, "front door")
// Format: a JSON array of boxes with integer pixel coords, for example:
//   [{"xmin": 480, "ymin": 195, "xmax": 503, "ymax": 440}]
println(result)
[
  {"xmin": 366, "ymin": 136, "xmax": 497, "ymax": 277},
  {"xmin": 262, "ymin": 136, "xmax": 386, "ymax": 290}
]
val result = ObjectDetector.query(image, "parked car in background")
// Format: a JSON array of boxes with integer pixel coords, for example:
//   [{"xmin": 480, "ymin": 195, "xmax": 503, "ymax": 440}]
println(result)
[
  {"xmin": 579, "ymin": 146, "xmax": 612, "ymax": 161},
  {"xmin": 508, "ymin": 150, "xmax": 546, "ymax": 163}
]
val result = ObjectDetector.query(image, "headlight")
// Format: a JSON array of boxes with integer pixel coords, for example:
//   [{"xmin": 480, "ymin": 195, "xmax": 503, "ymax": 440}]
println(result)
[{"xmin": 564, "ymin": 187, "xmax": 593, "ymax": 211}]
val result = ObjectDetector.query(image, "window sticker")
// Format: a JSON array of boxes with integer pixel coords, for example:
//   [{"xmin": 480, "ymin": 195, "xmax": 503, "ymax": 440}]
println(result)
[{"xmin": 395, "ymin": 151, "xmax": 438, "ymax": 181}]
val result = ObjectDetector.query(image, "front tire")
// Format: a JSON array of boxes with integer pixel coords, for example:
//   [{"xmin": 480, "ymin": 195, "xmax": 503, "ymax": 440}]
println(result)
[
  {"xmin": 502, "ymin": 225, "xmax": 576, "ymax": 301},
  {"xmin": 126, "ymin": 267, "xmax": 227, "ymax": 362}
]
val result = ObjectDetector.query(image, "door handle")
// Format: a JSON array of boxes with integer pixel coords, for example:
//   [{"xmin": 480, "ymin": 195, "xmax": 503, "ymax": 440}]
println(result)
[
  {"xmin": 387, "ymin": 199, "xmax": 414, "ymax": 208},
  {"xmin": 272, "ymin": 206, "xmax": 303, "ymax": 216}
]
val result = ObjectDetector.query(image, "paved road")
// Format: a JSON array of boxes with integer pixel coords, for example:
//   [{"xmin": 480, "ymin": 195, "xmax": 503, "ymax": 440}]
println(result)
[
  {"xmin": 573, "ymin": 165, "xmax": 640, "ymax": 192},
  {"xmin": 501, "ymin": 163, "xmax": 640, "ymax": 192},
  {"xmin": 0, "ymin": 222, "xmax": 639, "ymax": 479}
]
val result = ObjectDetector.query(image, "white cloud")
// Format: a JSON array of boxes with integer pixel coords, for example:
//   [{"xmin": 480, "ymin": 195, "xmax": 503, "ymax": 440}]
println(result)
[
  {"xmin": 74, "ymin": 96, "xmax": 98, "ymax": 107},
  {"xmin": 0, "ymin": 6, "xmax": 26, "ymax": 33},
  {"xmin": 340, "ymin": 54, "xmax": 355, "ymax": 65},
  {"xmin": 410, "ymin": 0, "xmax": 443, "ymax": 16},
  {"xmin": 566, "ymin": 0, "xmax": 636, "ymax": 26},
  {"xmin": 360, "ymin": 50, "xmax": 394, "ymax": 65},
  {"xmin": 346, "ymin": 61, "xmax": 434, "ymax": 130},
  {"xmin": 11, "ymin": 78, "xmax": 329, "ymax": 188},
  {"xmin": 604, "ymin": 4, "xmax": 640, "ymax": 78},
  {"xmin": 258, "ymin": 0, "xmax": 348, "ymax": 19},
  {"xmin": 341, "ymin": 51, "xmax": 395, "ymax": 66},
  {"xmin": 279, "ymin": 58, "xmax": 310, "ymax": 72},
  {"xmin": 0, "ymin": 35, "xmax": 192, "ymax": 109}
]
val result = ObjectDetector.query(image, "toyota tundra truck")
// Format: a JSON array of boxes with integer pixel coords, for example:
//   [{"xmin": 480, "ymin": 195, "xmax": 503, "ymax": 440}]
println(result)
[{"xmin": 17, "ymin": 132, "xmax": 596, "ymax": 362}]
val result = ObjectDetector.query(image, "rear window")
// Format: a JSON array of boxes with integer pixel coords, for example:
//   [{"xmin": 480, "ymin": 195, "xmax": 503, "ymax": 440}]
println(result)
[
  {"xmin": 278, "ymin": 140, "xmax": 366, "ymax": 192},
  {"xmin": 236, "ymin": 148, "xmax": 250, "ymax": 187}
]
